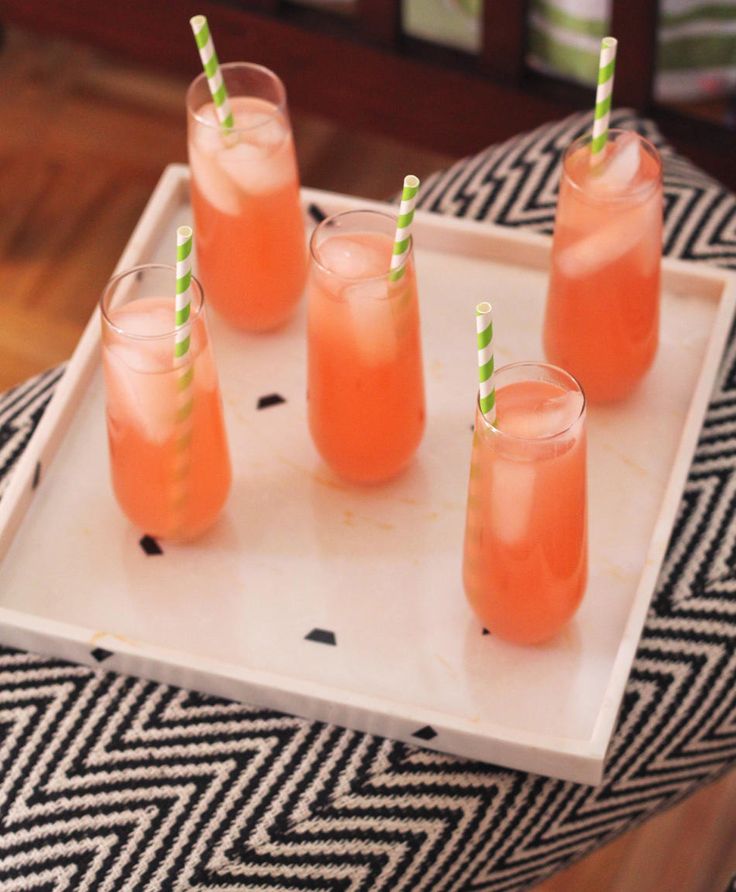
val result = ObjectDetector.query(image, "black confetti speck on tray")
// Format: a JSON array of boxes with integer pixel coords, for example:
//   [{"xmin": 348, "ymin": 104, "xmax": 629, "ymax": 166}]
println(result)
[
  {"xmin": 139, "ymin": 535, "xmax": 163, "ymax": 556},
  {"xmin": 257, "ymin": 393, "xmax": 286, "ymax": 410},
  {"xmin": 32, "ymin": 461, "xmax": 41, "ymax": 490},
  {"xmin": 305, "ymin": 628, "xmax": 337, "ymax": 646},
  {"xmin": 412, "ymin": 726, "xmax": 438, "ymax": 741},
  {"xmin": 307, "ymin": 203, "xmax": 327, "ymax": 223},
  {"xmin": 482, "ymin": 628, "xmax": 490, "ymax": 636},
  {"xmin": 91, "ymin": 648, "xmax": 114, "ymax": 663}
]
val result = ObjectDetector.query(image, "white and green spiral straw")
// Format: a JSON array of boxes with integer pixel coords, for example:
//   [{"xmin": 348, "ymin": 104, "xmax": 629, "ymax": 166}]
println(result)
[
  {"xmin": 389, "ymin": 175, "xmax": 420, "ymax": 282},
  {"xmin": 476, "ymin": 302, "xmax": 496, "ymax": 424},
  {"xmin": 171, "ymin": 226, "xmax": 195, "ymax": 520},
  {"xmin": 591, "ymin": 36, "xmax": 617, "ymax": 165},
  {"xmin": 175, "ymin": 226, "xmax": 195, "ymax": 428},
  {"xmin": 190, "ymin": 14, "xmax": 234, "ymax": 131},
  {"xmin": 175, "ymin": 226, "xmax": 194, "ymax": 365}
]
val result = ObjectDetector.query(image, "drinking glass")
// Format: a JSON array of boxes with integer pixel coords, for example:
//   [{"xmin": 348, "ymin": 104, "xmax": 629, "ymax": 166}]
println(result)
[
  {"xmin": 543, "ymin": 130, "xmax": 663, "ymax": 403},
  {"xmin": 186, "ymin": 62, "xmax": 307, "ymax": 332},
  {"xmin": 307, "ymin": 209, "xmax": 425, "ymax": 483},
  {"xmin": 100, "ymin": 264, "xmax": 231, "ymax": 540},
  {"xmin": 462, "ymin": 362, "xmax": 587, "ymax": 644}
]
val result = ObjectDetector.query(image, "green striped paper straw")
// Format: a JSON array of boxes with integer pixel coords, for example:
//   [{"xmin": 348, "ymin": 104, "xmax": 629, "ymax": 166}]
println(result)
[
  {"xmin": 476, "ymin": 302, "xmax": 496, "ymax": 423},
  {"xmin": 190, "ymin": 14, "xmax": 234, "ymax": 131},
  {"xmin": 175, "ymin": 226, "xmax": 195, "ymax": 423},
  {"xmin": 171, "ymin": 226, "xmax": 195, "ymax": 522},
  {"xmin": 389, "ymin": 175, "xmax": 420, "ymax": 282},
  {"xmin": 591, "ymin": 36, "xmax": 617, "ymax": 165},
  {"xmin": 175, "ymin": 226, "xmax": 193, "ymax": 365}
]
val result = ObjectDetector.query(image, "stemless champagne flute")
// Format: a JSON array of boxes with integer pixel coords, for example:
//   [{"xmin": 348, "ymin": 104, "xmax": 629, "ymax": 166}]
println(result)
[
  {"xmin": 100, "ymin": 264, "xmax": 231, "ymax": 540},
  {"xmin": 462, "ymin": 362, "xmax": 588, "ymax": 644},
  {"xmin": 186, "ymin": 62, "xmax": 307, "ymax": 332},
  {"xmin": 543, "ymin": 129, "xmax": 663, "ymax": 403},
  {"xmin": 307, "ymin": 209, "xmax": 425, "ymax": 484}
]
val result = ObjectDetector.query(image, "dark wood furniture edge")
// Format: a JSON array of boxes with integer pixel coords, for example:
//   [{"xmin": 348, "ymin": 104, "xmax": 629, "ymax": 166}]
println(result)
[
  {"xmin": 1, "ymin": 0, "xmax": 734, "ymax": 190},
  {"xmin": 0, "ymin": 0, "xmax": 583, "ymax": 158}
]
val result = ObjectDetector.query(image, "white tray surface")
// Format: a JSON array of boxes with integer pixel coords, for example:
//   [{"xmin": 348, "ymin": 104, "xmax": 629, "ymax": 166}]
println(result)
[{"xmin": 0, "ymin": 167, "xmax": 732, "ymax": 784}]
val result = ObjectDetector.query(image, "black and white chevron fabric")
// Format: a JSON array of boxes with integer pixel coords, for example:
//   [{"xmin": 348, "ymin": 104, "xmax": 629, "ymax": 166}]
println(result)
[{"xmin": 1, "ymin": 110, "xmax": 734, "ymax": 891}]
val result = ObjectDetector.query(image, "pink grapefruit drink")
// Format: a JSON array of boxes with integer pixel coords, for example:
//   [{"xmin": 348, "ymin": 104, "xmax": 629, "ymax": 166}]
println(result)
[
  {"xmin": 307, "ymin": 210, "xmax": 425, "ymax": 484},
  {"xmin": 543, "ymin": 130, "xmax": 663, "ymax": 403},
  {"xmin": 100, "ymin": 265, "xmax": 231, "ymax": 540},
  {"xmin": 462, "ymin": 363, "xmax": 587, "ymax": 645},
  {"xmin": 187, "ymin": 63, "xmax": 306, "ymax": 332}
]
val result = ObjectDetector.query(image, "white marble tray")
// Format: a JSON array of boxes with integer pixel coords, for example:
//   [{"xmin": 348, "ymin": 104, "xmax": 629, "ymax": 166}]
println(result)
[{"xmin": 0, "ymin": 165, "xmax": 733, "ymax": 785}]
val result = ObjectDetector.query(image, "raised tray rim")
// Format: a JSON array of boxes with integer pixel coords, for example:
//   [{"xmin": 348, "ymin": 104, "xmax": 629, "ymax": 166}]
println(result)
[{"xmin": 1, "ymin": 163, "xmax": 734, "ymax": 785}]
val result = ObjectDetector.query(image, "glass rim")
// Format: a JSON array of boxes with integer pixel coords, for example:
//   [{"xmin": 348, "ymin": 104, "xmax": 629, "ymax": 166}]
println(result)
[
  {"xmin": 476, "ymin": 361, "xmax": 586, "ymax": 442},
  {"xmin": 562, "ymin": 128, "xmax": 663, "ymax": 203},
  {"xmin": 100, "ymin": 263, "xmax": 206, "ymax": 340},
  {"xmin": 309, "ymin": 208, "xmax": 411, "ymax": 283},
  {"xmin": 186, "ymin": 61, "xmax": 287, "ymax": 132}
]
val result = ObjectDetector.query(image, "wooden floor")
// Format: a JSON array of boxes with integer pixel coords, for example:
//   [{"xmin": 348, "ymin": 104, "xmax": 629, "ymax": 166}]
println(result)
[
  {"xmin": 0, "ymin": 26, "xmax": 734, "ymax": 892},
  {"xmin": 0, "ymin": 25, "xmax": 453, "ymax": 393}
]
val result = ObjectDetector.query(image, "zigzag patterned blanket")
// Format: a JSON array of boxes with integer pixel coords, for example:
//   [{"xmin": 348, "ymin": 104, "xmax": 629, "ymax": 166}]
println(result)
[{"xmin": 0, "ymin": 110, "xmax": 734, "ymax": 891}]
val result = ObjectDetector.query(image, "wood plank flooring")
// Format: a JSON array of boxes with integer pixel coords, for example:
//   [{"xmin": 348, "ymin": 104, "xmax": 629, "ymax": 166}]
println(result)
[
  {"xmin": 0, "ymin": 25, "xmax": 734, "ymax": 892},
  {"xmin": 0, "ymin": 25, "xmax": 453, "ymax": 392}
]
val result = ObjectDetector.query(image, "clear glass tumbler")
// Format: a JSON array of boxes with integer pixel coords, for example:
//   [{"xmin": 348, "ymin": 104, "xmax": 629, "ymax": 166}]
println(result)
[
  {"xmin": 100, "ymin": 264, "xmax": 231, "ymax": 540},
  {"xmin": 462, "ymin": 361, "xmax": 587, "ymax": 644},
  {"xmin": 543, "ymin": 129, "xmax": 663, "ymax": 403},
  {"xmin": 187, "ymin": 62, "xmax": 307, "ymax": 332},
  {"xmin": 307, "ymin": 209, "xmax": 425, "ymax": 483}
]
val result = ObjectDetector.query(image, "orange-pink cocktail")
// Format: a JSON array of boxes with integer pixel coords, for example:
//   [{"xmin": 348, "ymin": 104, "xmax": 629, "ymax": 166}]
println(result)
[
  {"xmin": 463, "ymin": 362, "xmax": 588, "ymax": 645},
  {"xmin": 544, "ymin": 130, "xmax": 663, "ymax": 403},
  {"xmin": 187, "ymin": 63, "xmax": 306, "ymax": 332},
  {"xmin": 100, "ymin": 264, "xmax": 231, "ymax": 540},
  {"xmin": 307, "ymin": 210, "xmax": 425, "ymax": 483}
]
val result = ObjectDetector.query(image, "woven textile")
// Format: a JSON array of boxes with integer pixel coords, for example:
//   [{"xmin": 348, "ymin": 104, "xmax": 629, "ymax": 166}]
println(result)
[{"xmin": 0, "ymin": 110, "xmax": 734, "ymax": 890}]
